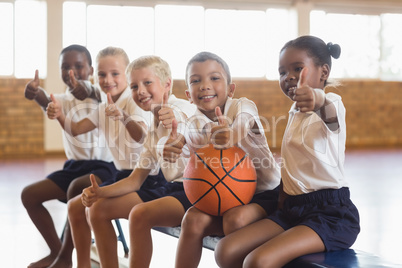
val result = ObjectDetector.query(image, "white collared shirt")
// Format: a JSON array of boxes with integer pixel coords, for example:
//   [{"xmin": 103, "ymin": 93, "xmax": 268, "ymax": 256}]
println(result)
[
  {"xmin": 281, "ymin": 92, "xmax": 348, "ymax": 195},
  {"xmin": 87, "ymin": 87, "xmax": 152, "ymax": 170},
  {"xmin": 54, "ymin": 89, "xmax": 113, "ymax": 162},
  {"xmin": 185, "ymin": 97, "xmax": 281, "ymax": 193}
]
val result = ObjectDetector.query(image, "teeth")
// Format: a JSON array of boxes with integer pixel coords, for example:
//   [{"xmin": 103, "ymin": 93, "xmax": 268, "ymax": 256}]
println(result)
[
  {"xmin": 201, "ymin": 95, "xmax": 215, "ymax": 99},
  {"xmin": 141, "ymin": 97, "xmax": 151, "ymax": 103}
]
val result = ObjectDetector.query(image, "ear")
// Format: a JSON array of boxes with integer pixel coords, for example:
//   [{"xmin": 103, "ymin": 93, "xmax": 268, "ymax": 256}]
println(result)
[
  {"xmin": 164, "ymin": 78, "xmax": 172, "ymax": 93},
  {"xmin": 228, "ymin": 83, "xmax": 236, "ymax": 98},
  {"xmin": 185, "ymin": 90, "xmax": 193, "ymax": 103},
  {"xmin": 89, "ymin": 66, "xmax": 94, "ymax": 76},
  {"xmin": 320, "ymin": 64, "xmax": 330, "ymax": 82}
]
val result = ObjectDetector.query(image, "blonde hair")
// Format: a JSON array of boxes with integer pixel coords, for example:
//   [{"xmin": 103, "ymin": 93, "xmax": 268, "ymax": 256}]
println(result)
[
  {"xmin": 96, "ymin": 46, "xmax": 130, "ymax": 66},
  {"xmin": 94, "ymin": 47, "xmax": 130, "ymax": 84},
  {"xmin": 126, "ymin": 55, "xmax": 173, "ymax": 91}
]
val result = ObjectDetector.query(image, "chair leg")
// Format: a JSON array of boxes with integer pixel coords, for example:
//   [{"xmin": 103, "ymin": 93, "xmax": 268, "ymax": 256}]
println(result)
[{"xmin": 114, "ymin": 219, "xmax": 129, "ymax": 257}]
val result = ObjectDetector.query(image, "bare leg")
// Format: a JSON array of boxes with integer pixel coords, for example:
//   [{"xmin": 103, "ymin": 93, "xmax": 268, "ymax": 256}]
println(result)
[
  {"xmin": 89, "ymin": 192, "xmax": 144, "ymax": 268},
  {"xmin": 129, "ymin": 197, "xmax": 185, "ymax": 268},
  {"xmin": 21, "ymin": 179, "xmax": 66, "ymax": 268},
  {"xmin": 68, "ymin": 196, "xmax": 92, "ymax": 268},
  {"xmin": 48, "ymin": 175, "xmax": 94, "ymax": 268},
  {"xmin": 215, "ymin": 219, "xmax": 284, "ymax": 268},
  {"xmin": 222, "ymin": 203, "xmax": 267, "ymax": 235},
  {"xmin": 175, "ymin": 207, "xmax": 222, "ymax": 268},
  {"xmin": 243, "ymin": 225, "xmax": 325, "ymax": 268}
]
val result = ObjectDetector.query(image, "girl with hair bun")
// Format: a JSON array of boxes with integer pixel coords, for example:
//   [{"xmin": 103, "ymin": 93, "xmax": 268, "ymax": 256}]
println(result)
[{"xmin": 214, "ymin": 35, "xmax": 360, "ymax": 268}]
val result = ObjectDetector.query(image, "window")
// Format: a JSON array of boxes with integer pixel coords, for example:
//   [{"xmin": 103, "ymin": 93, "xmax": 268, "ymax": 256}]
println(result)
[
  {"xmin": 266, "ymin": 8, "xmax": 297, "ymax": 80},
  {"xmin": 0, "ymin": 1, "xmax": 47, "ymax": 78},
  {"xmin": 0, "ymin": 3, "xmax": 13, "ymax": 76},
  {"xmin": 155, "ymin": 5, "xmax": 204, "ymax": 79},
  {"xmin": 310, "ymin": 10, "xmax": 402, "ymax": 80},
  {"xmin": 205, "ymin": 9, "xmax": 268, "ymax": 78},
  {"xmin": 63, "ymin": 3, "xmax": 285, "ymax": 79},
  {"xmin": 15, "ymin": 0, "xmax": 47, "ymax": 78},
  {"xmin": 381, "ymin": 13, "xmax": 402, "ymax": 80}
]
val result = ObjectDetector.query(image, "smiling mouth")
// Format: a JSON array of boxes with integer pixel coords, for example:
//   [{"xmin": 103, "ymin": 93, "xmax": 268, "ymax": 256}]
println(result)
[
  {"xmin": 199, "ymin": 95, "xmax": 216, "ymax": 100},
  {"xmin": 140, "ymin": 96, "xmax": 151, "ymax": 103},
  {"xmin": 287, "ymin": 86, "xmax": 296, "ymax": 94}
]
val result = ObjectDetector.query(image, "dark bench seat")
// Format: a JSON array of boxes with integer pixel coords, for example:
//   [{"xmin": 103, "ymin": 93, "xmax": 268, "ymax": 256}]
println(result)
[{"xmin": 152, "ymin": 226, "xmax": 401, "ymax": 268}]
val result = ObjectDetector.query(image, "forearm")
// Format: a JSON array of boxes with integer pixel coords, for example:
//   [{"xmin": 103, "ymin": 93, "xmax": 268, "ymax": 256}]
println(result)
[
  {"xmin": 314, "ymin": 89, "xmax": 338, "ymax": 124},
  {"xmin": 33, "ymin": 88, "xmax": 51, "ymax": 110},
  {"xmin": 123, "ymin": 112, "xmax": 148, "ymax": 142},
  {"xmin": 98, "ymin": 168, "xmax": 149, "ymax": 198},
  {"xmin": 85, "ymin": 82, "xmax": 102, "ymax": 102}
]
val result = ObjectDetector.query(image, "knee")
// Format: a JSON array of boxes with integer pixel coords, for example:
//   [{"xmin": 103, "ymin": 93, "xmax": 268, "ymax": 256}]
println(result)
[
  {"xmin": 87, "ymin": 200, "xmax": 107, "ymax": 224},
  {"xmin": 243, "ymin": 250, "xmax": 270, "ymax": 268},
  {"xmin": 67, "ymin": 197, "xmax": 85, "ymax": 223},
  {"xmin": 66, "ymin": 180, "xmax": 84, "ymax": 200},
  {"xmin": 222, "ymin": 209, "xmax": 247, "ymax": 235},
  {"xmin": 21, "ymin": 185, "xmax": 36, "ymax": 208},
  {"xmin": 128, "ymin": 203, "xmax": 149, "ymax": 231},
  {"xmin": 214, "ymin": 237, "xmax": 239, "ymax": 268},
  {"xmin": 66, "ymin": 175, "xmax": 92, "ymax": 200},
  {"xmin": 181, "ymin": 207, "xmax": 210, "ymax": 237}
]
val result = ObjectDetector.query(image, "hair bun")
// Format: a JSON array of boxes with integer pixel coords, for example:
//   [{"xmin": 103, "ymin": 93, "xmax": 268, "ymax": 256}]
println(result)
[{"xmin": 327, "ymin": 42, "xmax": 341, "ymax": 59}]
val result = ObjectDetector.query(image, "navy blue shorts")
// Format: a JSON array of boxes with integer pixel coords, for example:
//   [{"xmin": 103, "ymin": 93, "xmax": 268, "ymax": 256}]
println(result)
[
  {"xmin": 137, "ymin": 181, "xmax": 192, "ymax": 211},
  {"xmin": 100, "ymin": 169, "xmax": 167, "ymax": 191},
  {"xmin": 250, "ymin": 186, "xmax": 279, "ymax": 215},
  {"xmin": 267, "ymin": 187, "xmax": 360, "ymax": 251},
  {"xmin": 48, "ymin": 159, "xmax": 117, "ymax": 192}
]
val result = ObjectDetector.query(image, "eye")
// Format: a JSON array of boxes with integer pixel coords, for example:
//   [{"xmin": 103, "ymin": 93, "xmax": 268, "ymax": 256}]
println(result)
[
  {"xmin": 112, "ymin": 72, "xmax": 120, "ymax": 76},
  {"xmin": 211, "ymin": 76, "xmax": 220, "ymax": 81},
  {"xmin": 295, "ymin": 67, "xmax": 303, "ymax": 72},
  {"xmin": 190, "ymin": 79, "xmax": 199, "ymax": 84},
  {"xmin": 131, "ymin": 84, "xmax": 138, "ymax": 91},
  {"xmin": 145, "ymin": 80, "xmax": 152, "ymax": 85}
]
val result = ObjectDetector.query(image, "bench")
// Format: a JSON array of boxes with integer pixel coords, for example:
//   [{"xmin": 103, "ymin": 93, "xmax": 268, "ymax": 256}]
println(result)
[{"xmin": 152, "ymin": 226, "xmax": 400, "ymax": 268}]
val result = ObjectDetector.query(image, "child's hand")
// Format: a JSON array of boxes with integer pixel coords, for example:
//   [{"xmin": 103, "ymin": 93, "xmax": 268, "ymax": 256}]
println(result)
[
  {"xmin": 81, "ymin": 174, "xmax": 100, "ymax": 207},
  {"xmin": 158, "ymin": 93, "xmax": 174, "ymax": 129},
  {"xmin": 163, "ymin": 119, "xmax": 185, "ymax": 163},
  {"xmin": 105, "ymin": 93, "xmax": 123, "ymax": 121},
  {"xmin": 68, "ymin": 70, "xmax": 91, "ymax": 100},
  {"xmin": 46, "ymin": 94, "xmax": 62, "ymax": 119},
  {"xmin": 293, "ymin": 67, "xmax": 325, "ymax": 113},
  {"xmin": 25, "ymin": 70, "xmax": 40, "ymax": 100},
  {"xmin": 211, "ymin": 107, "xmax": 232, "ymax": 149}
]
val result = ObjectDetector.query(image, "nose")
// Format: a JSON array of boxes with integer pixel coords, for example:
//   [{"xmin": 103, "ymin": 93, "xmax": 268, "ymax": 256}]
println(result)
[
  {"xmin": 285, "ymin": 72, "xmax": 296, "ymax": 83},
  {"xmin": 103, "ymin": 73, "xmax": 112, "ymax": 84},
  {"xmin": 137, "ymin": 84, "xmax": 146, "ymax": 95},
  {"xmin": 200, "ymin": 80, "xmax": 211, "ymax": 91}
]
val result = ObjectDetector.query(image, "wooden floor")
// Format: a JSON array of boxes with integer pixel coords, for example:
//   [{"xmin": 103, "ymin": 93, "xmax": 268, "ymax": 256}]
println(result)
[{"xmin": 2, "ymin": 148, "xmax": 402, "ymax": 267}]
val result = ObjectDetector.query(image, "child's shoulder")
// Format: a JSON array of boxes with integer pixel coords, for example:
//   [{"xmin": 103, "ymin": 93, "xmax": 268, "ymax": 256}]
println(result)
[{"xmin": 168, "ymin": 94, "xmax": 197, "ymax": 117}]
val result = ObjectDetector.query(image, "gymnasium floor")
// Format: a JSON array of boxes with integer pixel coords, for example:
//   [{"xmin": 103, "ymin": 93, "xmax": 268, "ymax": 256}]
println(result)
[{"xmin": 1, "ymin": 148, "xmax": 402, "ymax": 267}]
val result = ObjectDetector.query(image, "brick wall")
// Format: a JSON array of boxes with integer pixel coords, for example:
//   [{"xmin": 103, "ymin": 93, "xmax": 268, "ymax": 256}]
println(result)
[
  {"xmin": 0, "ymin": 78, "xmax": 45, "ymax": 158},
  {"xmin": 1, "ymin": 78, "xmax": 401, "ymax": 158}
]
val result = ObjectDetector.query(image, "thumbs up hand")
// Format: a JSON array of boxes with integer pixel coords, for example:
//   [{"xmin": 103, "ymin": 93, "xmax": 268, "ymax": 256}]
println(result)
[
  {"xmin": 211, "ymin": 106, "xmax": 232, "ymax": 149},
  {"xmin": 46, "ymin": 94, "xmax": 62, "ymax": 119},
  {"xmin": 158, "ymin": 93, "xmax": 174, "ymax": 129},
  {"xmin": 68, "ymin": 70, "xmax": 91, "ymax": 100},
  {"xmin": 81, "ymin": 174, "xmax": 101, "ymax": 207},
  {"xmin": 105, "ymin": 93, "xmax": 123, "ymax": 121},
  {"xmin": 163, "ymin": 119, "xmax": 185, "ymax": 163},
  {"xmin": 292, "ymin": 67, "xmax": 325, "ymax": 113},
  {"xmin": 25, "ymin": 70, "xmax": 40, "ymax": 100}
]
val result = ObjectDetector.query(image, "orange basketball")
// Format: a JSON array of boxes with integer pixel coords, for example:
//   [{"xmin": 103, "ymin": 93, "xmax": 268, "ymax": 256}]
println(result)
[{"xmin": 183, "ymin": 144, "xmax": 257, "ymax": 216}]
